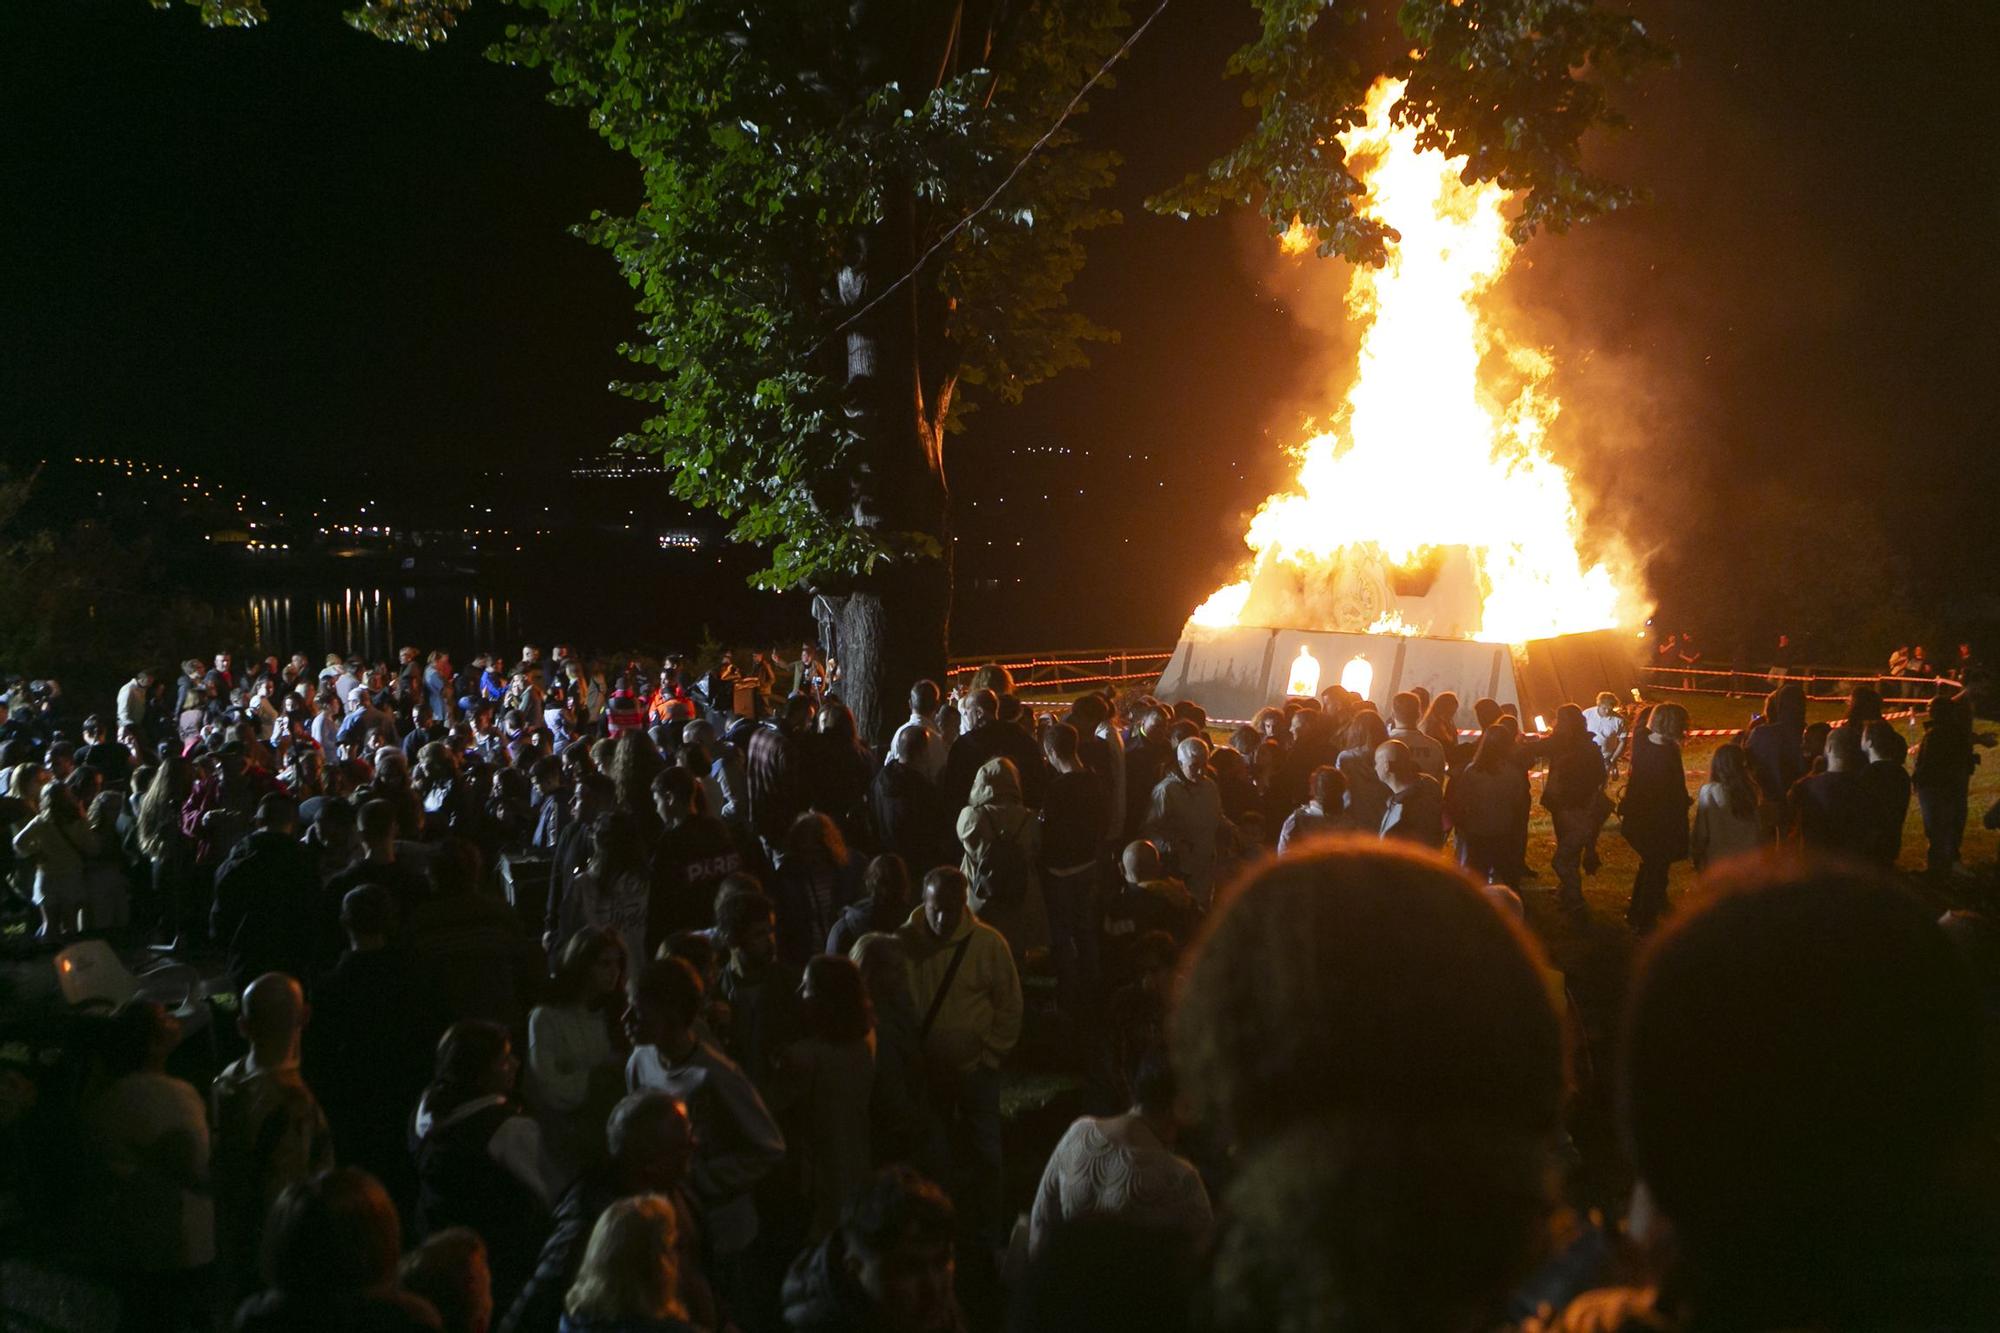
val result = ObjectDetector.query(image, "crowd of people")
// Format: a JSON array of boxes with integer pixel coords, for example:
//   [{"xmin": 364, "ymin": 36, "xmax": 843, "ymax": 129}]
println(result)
[{"xmin": 1, "ymin": 638, "xmax": 1997, "ymax": 1333}]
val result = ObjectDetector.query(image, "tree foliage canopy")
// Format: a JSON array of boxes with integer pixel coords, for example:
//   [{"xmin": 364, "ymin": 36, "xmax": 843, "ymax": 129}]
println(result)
[
  {"xmin": 1150, "ymin": 0, "xmax": 1671, "ymax": 263},
  {"xmin": 140, "ymin": 0, "xmax": 1666, "ymax": 600}
]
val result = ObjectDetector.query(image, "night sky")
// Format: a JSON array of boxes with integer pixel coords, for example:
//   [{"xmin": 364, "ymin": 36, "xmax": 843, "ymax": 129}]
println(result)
[{"xmin": 5, "ymin": 2, "xmax": 1998, "ymax": 659}]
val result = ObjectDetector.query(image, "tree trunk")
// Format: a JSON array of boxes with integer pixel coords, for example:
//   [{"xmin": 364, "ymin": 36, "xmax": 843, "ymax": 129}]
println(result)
[
  {"xmin": 819, "ymin": 1, "xmax": 962, "ymax": 746},
  {"xmin": 814, "ymin": 552, "xmax": 952, "ymax": 747}
]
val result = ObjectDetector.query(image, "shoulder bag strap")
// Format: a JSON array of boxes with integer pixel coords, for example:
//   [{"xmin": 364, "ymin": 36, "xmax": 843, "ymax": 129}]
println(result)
[{"xmin": 919, "ymin": 936, "xmax": 975, "ymax": 1043}]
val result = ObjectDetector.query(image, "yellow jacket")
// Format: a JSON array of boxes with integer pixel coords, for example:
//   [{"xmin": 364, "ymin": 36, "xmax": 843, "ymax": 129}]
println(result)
[{"xmin": 895, "ymin": 905, "xmax": 1022, "ymax": 1072}]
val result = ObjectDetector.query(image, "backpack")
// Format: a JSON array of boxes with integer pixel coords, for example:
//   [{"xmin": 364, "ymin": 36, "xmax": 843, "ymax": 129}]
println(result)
[{"xmin": 974, "ymin": 811, "xmax": 1034, "ymax": 907}]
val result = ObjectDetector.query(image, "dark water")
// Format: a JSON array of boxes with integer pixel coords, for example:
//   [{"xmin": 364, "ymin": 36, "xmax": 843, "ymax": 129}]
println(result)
[{"xmin": 232, "ymin": 567, "xmax": 811, "ymax": 664}]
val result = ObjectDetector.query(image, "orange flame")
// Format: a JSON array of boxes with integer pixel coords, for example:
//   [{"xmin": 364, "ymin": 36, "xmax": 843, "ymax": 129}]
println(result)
[{"xmin": 1191, "ymin": 79, "xmax": 1640, "ymax": 644}]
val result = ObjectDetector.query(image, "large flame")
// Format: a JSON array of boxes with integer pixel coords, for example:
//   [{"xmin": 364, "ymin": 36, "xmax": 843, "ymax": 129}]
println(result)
[{"xmin": 1192, "ymin": 79, "xmax": 1637, "ymax": 645}]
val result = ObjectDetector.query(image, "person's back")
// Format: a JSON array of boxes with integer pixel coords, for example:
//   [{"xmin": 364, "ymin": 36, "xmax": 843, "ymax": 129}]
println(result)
[
  {"xmin": 212, "ymin": 973, "xmax": 335, "ymax": 1302},
  {"xmin": 1788, "ymin": 728, "xmax": 1876, "ymax": 860},
  {"xmin": 1613, "ymin": 863, "xmax": 2000, "ymax": 1330},
  {"xmin": 211, "ymin": 800, "xmax": 321, "ymax": 987},
  {"xmin": 1379, "ymin": 773, "xmax": 1446, "ymax": 847},
  {"xmin": 408, "ymin": 840, "xmax": 544, "ymax": 1037},
  {"xmin": 869, "ymin": 753, "xmax": 956, "ymax": 873},
  {"xmin": 1861, "ymin": 721, "xmax": 1914, "ymax": 868},
  {"xmin": 234, "ymin": 1168, "xmax": 442, "ymax": 1333},
  {"xmin": 1172, "ymin": 842, "xmax": 1563, "ymax": 1333}
]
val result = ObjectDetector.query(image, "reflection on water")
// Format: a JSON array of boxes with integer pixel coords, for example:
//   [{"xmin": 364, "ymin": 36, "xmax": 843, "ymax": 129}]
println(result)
[{"xmin": 243, "ymin": 587, "xmax": 516, "ymax": 661}]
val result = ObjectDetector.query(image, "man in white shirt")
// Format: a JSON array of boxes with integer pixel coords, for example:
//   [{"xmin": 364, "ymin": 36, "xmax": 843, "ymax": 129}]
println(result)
[
  {"xmin": 891, "ymin": 679, "xmax": 949, "ymax": 783},
  {"xmin": 1586, "ymin": 692, "xmax": 1630, "ymax": 771},
  {"xmin": 116, "ymin": 670, "xmax": 152, "ymax": 734},
  {"xmin": 1386, "ymin": 692, "xmax": 1447, "ymax": 781}
]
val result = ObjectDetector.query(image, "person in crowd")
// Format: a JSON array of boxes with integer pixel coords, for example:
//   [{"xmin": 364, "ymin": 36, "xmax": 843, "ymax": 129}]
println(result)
[
  {"xmin": 1861, "ymin": 719, "xmax": 1913, "ymax": 868},
  {"xmin": 408, "ymin": 838, "xmax": 546, "ymax": 1038},
  {"xmin": 849, "ymin": 932, "xmax": 943, "ymax": 1174},
  {"xmin": 82, "ymin": 999, "xmax": 216, "ymax": 1330},
  {"xmin": 1787, "ymin": 724, "xmax": 1876, "ymax": 859},
  {"xmin": 402, "ymin": 1228, "xmax": 493, "ymax": 1333},
  {"xmin": 307, "ymin": 885, "xmax": 435, "ymax": 1217},
  {"xmin": 1038, "ymin": 723, "xmax": 1106, "ymax": 1022},
  {"xmin": 1913, "ymin": 691, "xmax": 1987, "ymax": 876},
  {"xmin": 504, "ymin": 1090, "xmax": 710, "ymax": 1333},
  {"xmin": 1277, "ymin": 764, "xmax": 1347, "ymax": 854},
  {"xmin": 1102, "ymin": 841, "xmax": 1198, "ymax": 986},
  {"xmin": 1540, "ymin": 704, "xmax": 1609, "ymax": 913},
  {"xmin": 774, "ymin": 812, "xmax": 863, "ymax": 969},
  {"xmin": 747, "ymin": 694, "xmax": 813, "ymax": 854},
  {"xmin": 624, "ymin": 956, "xmax": 787, "ymax": 1299},
  {"xmin": 647, "ymin": 768, "xmax": 744, "ymax": 953},
  {"xmin": 1335, "ymin": 711, "xmax": 1392, "ymax": 831},
  {"xmin": 869, "ymin": 726, "xmax": 957, "ymax": 876},
  {"xmin": 1375, "ymin": 739, "xmax": 1445, "ymax": 848},
  {"xmin": 892, "ymin": 680, "xmax": 949, "ymax": 784},
  {"xmin": 806, "ymin": 701, "xmax": 875, "ymax": 841},
  {"xmin": 781, "ymin": 1165, "xmax": 966, "ymax": 1333},
  {"xmin": 956, "ymin": 755, "xmax": 1040, "ymax": 944},
  {"xmin": 1026, "ymin": 1046, "xmax": 1210, "ymax": 1258},
  {"xmin": 1386, "ymin": 691, "xmax": 1447, "ymax": 780},
  {"xmin": 713, "ymin": 886, "xmax": 799, "ymax": 1089},
  {"xmin": 1173, "ymin": 842, "xmax": 1562, "ymax": 1333},
  {"xmin": 1620, "ymin": 701, "xmax": 1692, "ymax": 935},
  {"xmin": 234, "ymin": 1168, "xmax": 441, "ymax": 1333},
  {"xmin": 1445, "ymin": 719, "xmax": 1530, "ymax": 885},
  {"xmin": 78, "ymin": 713, "xmax": 133, "ymax": 788},
  {"xmin": 1691, "ymin": 739, "xmax": 1763, "ymax": 872},
  {"xmin": 136, "ymin": 752, "xmax": 199, "ymax": 945},
  {"xmin": 211, "ymin": 793, "xmax": 322, "ymax": 988},
  {"xmin": 1604, "ymin": 862, "xmax": 2000, "ymax": 1331},
  {"xmin": 1745, "ymin": 682, "xmax": 1807, "ymax": 815},
  {"xmin": 413, "ymin": 1020, "xmax": 556, "ymax": 1315},
  {"xmin": 1147, "ymin": 736, "xmax": 1230, "ymax": 908},
  {"xmin": 328, "ymin": 797, "xmax": 432, "ymax": 929},
  {"xmin": 896, "ymin": 866, "xmax": 1021, "ymax": 1260},
  {"xmin": 529, "ymin": 928, "xmax": 629, "ymax": 1183},
  {"xmin": 1586, "ymin": 691, "xmax": 1630, "ymax": 773},
  {"xmin": 306, "ymin": 795, "xmax": 363, "ymax": 885},
  {"xmin": 943, "ymin": 688, "xmax": 1044, "ymax": 811},
  {"xmin": 212, "ymin": 972, "xmax": 336, "ymax": 1302},
  {"xmin": 768, "ymin": 955, "xmax": 878, "ymax": 1240},
  {"xmin": 1418, "ymin": 691, "xmax": 1462, "ymax": 774},
  {"xmin": 827, "ymin": 852, "xmax": 915, "ymax": 958},
  {"xmin": 559, "ymin": 1195, "xmax": 700, "ymax": 1333},
  {"xmin": 549, "ymin": 812, "xmax": 651, "ymax": 978},
  {"xmin": 12, "ymin": 776, "xmax": 95, "ymax": 937}
]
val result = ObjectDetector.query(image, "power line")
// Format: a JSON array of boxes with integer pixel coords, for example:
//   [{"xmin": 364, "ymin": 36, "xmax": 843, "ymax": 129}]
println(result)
[{"xmin": 812, "ymin": 0, "xmax": 1173, "ymax": 357}]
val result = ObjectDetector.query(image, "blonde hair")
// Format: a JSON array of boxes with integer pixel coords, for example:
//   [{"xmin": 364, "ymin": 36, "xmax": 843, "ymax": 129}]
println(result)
[{"xmin": 564, "ymin": 1194, "xmax": 686, "ymax": 1323}]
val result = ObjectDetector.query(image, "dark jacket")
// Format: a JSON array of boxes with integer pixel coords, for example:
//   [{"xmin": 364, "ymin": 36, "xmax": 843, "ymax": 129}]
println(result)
[
  {"xmin": 304, "ymin": 947, "xmax": 437, "ymax": 1213},
  {"xmin": 406, "ymin": 889, "xmax": 545, "ymax": 1037},
  {"xmin": 1788, "ymin": 769, "xmax": 1877, "ymax": 860},
  {"xmin": 1040, "ymin": 768, "xmax": 1107, "ymax": 870},
  {"xmin": 211, "ymin": 827, "xmax": 323, "ymax": 988},
  {"xmin": 1745, "ymin": 720, "xmax": 1805, "ymax": 804},
  {"xmin": 1862, "ymin": 759, "xmax": 1914, "ymax": 866},
  {"xmin": 499, "ymin": 1162, "xmax": 625, "ymax": 1333},
  {"xmin": 782, "ymin": 1230, "xmax": 966, "ymax": 1333},
  {"xmin": 233, "ymin": 1289, "xmax": 440, "ymax": 1332},
  {"xmin": 1379, "ymin": 777, "xmax": 1447, "ymax": 848},
  {"xmin": 825, "ymin": 895, "xmax": 907, "ymax": 959},
  {"xmin": 412, "ymin": 1098, "xmax": 551, "ymax": 1317},
  {"xmin": 944, "ymin": 721, "xmax": 1045, "ymax": 812},
  {"xmin": 647, "ymin": 814, "xmax": 746, "ymax": 955},
  {"xmin": 1542, "ymin": 734, "xmax": 1608, "ymax": 813},
  {"xmin": 867, "ymin": 761, "xmax": 957, "ymax": 874},
  {"xmin": 1621, "ymin": 738, "xmax": 1692, "ymax": 862}
]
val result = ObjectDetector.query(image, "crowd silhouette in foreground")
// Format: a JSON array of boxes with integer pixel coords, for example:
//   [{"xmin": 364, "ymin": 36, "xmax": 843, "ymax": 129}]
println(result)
[{"xmin": 1, "ymin": 642, "xmax": 1998, "ymax": 1333}]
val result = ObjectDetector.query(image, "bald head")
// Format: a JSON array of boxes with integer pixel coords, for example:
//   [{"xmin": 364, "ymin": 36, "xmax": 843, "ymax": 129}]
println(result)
[
  {"xmin": 240, "ymin": 972, "xmax": 308, "ymax": 1054},
  {"xmin": 1122, "ymin": 839, "xmax": 1163, "ymax": 884}
]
